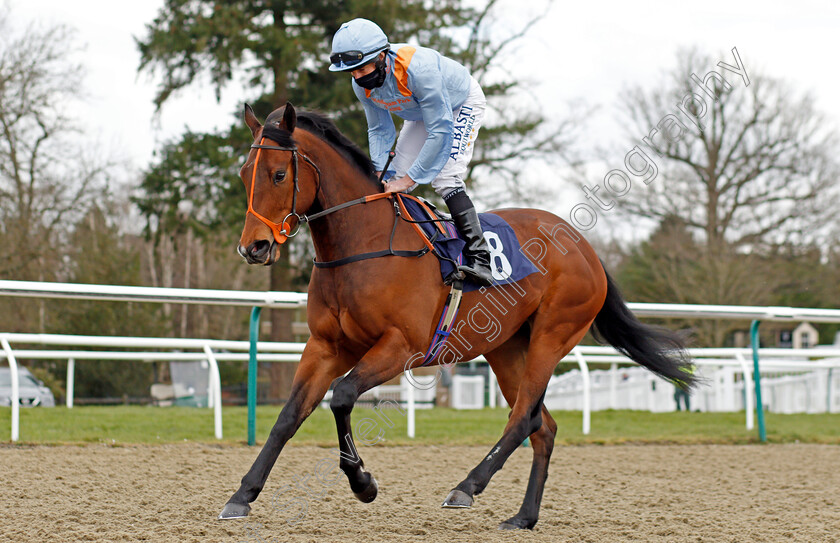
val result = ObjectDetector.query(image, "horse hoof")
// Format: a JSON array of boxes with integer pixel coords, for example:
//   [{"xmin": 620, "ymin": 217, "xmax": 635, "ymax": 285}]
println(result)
[
  {"xmin": 353, "ymin": 474, "xmax": 378, "ymax": 503},
  {"xmin": 441, "ymin": 489, "xmax": 473, "ymax": 508},
  {"xmin": 218, "ymin": 502, "xmax": 250, "ymax": 520},
  {"xmin": 498, "ymin": 517, "xmax": 535, "ymax": 530}
]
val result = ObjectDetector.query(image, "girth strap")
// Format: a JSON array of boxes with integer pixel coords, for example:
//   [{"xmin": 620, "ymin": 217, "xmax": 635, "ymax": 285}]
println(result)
[{"xmin": 313, "ymin": 247, "xmax": 430, "ymax": 269}]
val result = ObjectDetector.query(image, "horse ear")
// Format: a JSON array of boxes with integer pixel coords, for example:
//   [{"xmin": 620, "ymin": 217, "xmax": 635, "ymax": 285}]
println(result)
[
  {"xmin": 244, "ymin": 103, "xmax": 262, "ymax": 138},
  {"xmin": 282, "ymin": 102, "xmax": 296, "ymax": 133}
]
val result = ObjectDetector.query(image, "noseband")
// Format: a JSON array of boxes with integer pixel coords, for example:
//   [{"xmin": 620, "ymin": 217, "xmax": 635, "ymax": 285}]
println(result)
[{"xmin": 247, "ymin": 136, "xmax": 321, "ymax": 245}]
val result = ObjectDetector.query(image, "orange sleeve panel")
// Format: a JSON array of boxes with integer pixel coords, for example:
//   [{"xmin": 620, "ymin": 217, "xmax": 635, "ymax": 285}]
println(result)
[{"xmin": 393, "ymin": 46, "xmax": 416, "ymax": 97}]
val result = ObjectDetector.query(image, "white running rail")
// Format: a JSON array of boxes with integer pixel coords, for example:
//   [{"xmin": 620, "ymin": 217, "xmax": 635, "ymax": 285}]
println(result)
[
  {"xmin": 3, "ymin": 279, "xmax": 840, "ymax": 441},
  {"xmin": 0, "ymin": 333, "xmax": 307, "ymax": 441}
]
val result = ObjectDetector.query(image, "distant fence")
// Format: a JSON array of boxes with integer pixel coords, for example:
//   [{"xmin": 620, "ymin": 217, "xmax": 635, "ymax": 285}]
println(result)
[
  {"xmin": 3, "ymin": 279, "xmax": 840, "ymax": 443},
  {"xmin": 549, "ymin": 346, "xmax": 840, "ymax": 429},
  {"xmin": 0, "ymin": 333, "xmax": 307, "ymax": 441}
]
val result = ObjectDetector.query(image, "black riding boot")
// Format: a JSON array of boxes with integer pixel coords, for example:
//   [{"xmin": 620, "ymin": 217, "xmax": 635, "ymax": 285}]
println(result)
[{"xmin": 444, "ymin": 189, "xmax": 494, "ymax": 286}]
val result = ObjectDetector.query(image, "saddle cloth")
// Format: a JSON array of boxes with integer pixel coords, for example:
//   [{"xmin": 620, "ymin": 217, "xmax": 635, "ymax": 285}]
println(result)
[{"xmin": 396, "ymin": 195, "xmax": 539, "ymax": 292}]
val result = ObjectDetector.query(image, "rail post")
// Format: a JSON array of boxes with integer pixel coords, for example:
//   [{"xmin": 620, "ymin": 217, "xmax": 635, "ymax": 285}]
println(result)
[
  {"xmin": 573, "ymin": 348, "xmax": 591, "ymax": 435},
  {"xmin": 248, "ymin": 306, "xmax": 262, "ymax": 446},
  {"xmin": 734, "ymin": 352, "xmax": 754, "ymax": 430},
  {"xmin": 488, "ymin": 369, "xmax": 497, "ymax": 408},
  {"xmin": 750, "ymin": 320, "xmax": 767, "ymax": 442},
  {"xmin": 1, "ymin": 338, "xmax": 19, "ymax": 442},
  {"xmin": 203, "ymin": 345, "xmax": 223, "ymax": 439},
  {"xmin": 66, "ymin": 358, "xmax": 75, "ymax": 409},
  {"xmin": 406, "ymin": 376, "xmax": 415, "ymax": 438}
]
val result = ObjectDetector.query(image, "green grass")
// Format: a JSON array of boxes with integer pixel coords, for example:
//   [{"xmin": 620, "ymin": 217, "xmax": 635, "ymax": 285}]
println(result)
[{"xmin": 1, "ymin": 406, "xmax": 839, "ymax": 446}]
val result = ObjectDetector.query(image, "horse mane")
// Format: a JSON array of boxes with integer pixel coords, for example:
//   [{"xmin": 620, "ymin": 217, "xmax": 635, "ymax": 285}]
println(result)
[{"xmin": 264, "ymin": 109, "xmax": 381, "ymax": 192}]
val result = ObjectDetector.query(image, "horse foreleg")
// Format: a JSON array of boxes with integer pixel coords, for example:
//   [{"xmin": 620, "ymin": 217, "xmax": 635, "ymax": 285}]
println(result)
[
  {"xmin": 219, "ymin": 340, "xmax": 350, "ymax": 519},
  {"xmin": 330, "ymin": 328, "xmax": 410, "ymax": 503}
]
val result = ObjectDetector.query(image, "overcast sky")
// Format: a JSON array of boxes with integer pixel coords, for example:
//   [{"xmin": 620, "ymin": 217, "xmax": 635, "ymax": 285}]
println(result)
[{"xmin": 9, "ymin": 0, "xmax": 840, "ymax": 235}]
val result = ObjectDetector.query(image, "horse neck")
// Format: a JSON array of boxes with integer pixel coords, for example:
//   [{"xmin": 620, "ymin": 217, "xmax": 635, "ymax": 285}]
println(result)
[{"xmin": 299, "ymin": 133, "xmax": 394, "ymax": 264}]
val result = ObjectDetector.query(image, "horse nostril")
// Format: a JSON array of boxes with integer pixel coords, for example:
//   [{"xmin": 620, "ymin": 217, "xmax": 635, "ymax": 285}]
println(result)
[{"xmin": 247, "ymin": 240, "xmax": 271, "ymax": 261}]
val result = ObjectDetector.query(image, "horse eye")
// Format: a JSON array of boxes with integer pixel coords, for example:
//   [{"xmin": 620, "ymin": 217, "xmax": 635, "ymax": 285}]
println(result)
[{"xmin": 273, "ymin": 169, "xmax": 286, "ymax": 184}]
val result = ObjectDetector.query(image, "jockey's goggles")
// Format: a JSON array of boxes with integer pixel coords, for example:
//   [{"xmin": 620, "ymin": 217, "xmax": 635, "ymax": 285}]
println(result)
[{"xmin": 330, "ymin": 46, "xmax": 388, "ymax": 68}]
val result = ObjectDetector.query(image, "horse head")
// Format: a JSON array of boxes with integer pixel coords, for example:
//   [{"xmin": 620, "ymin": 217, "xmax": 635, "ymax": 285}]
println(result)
[{"xmin": 237, "ymin": 102, "xmax": 320, "ymax": 265}]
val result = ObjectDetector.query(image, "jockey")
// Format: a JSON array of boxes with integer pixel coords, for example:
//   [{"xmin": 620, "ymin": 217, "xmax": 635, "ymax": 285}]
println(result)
[{"xmin": 329, "ymin": 18, "xmax": 494, "ymax": 286}]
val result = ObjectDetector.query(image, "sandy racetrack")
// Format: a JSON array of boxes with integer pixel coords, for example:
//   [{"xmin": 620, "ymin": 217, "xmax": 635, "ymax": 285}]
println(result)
[{"xmin": 1, "ymin": 443, "xmax": 838, "ymax": 542}]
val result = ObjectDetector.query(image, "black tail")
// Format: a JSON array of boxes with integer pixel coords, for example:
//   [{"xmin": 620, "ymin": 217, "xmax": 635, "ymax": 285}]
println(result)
[{"xmin": 591, "ymin": 266, "xmax": 697, "ymax": 391}]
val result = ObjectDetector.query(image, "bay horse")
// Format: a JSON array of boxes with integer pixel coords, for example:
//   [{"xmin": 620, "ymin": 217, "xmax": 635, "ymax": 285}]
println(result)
[{"xmin": 220, "ymin": 102, "xmax": 696, "ymax": 530}]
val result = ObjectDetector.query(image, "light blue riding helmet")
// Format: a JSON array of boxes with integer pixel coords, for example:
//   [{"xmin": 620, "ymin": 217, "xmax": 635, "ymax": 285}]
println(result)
[{"xmin": 329, "ymin": 18, "xmax": 390, "ymax": 72}]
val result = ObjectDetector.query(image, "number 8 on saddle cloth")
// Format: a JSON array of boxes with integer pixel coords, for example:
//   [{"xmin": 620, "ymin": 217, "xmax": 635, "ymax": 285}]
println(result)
[{"xmin": 398, "ymin": 197, "xmax": 539, "ymax": 292}]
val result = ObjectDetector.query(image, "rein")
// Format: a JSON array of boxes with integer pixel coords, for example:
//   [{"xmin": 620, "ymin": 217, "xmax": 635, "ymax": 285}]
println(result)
[
  {"xmin": 307, "ymin": 193, "xmax": 436, "ymax": 269},
  {"xmin": 248, "ymin": 135, "xmax": 451, "ymax": 269}
]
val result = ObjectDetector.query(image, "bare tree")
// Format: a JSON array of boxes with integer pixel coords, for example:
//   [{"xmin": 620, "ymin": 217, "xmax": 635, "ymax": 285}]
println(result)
[
  {"xmin": 617, "ymin": 48, "xmax": 838, "ymax": 252},
  {"xmin": 0, "ymin": 9, "xmax": 110, "ymax": 279},
  {"xmin": 608, "ymin": 48, "xmax": 840, "ymax": 345}
]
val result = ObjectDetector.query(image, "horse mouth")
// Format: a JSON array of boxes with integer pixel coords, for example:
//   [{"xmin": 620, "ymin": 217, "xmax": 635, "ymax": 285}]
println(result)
[
  {"xmin": 238, "ymin": 239, "xmax": 277, "ymax": 266},
  {"xmin": 263, "ymin": 241, "xmax": 278, "ymax": 266}
]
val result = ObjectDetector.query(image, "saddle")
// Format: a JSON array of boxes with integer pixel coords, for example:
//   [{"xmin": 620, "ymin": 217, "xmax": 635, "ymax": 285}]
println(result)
[{"xmin": 395, "ymin": 194, "xmax": 538, "ymax": 292}]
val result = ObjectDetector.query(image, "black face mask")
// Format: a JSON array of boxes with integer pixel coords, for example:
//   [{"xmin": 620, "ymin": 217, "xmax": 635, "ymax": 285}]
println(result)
[{"xmin": 354, "ymin": 57, "xmax": 387, "ymax": 90}]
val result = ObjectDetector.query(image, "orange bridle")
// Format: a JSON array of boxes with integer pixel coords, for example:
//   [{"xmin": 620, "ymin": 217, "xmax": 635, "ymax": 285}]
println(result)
[{"xmin": 246, "ymin": 136, "xmax": 320, "ymax": 245}]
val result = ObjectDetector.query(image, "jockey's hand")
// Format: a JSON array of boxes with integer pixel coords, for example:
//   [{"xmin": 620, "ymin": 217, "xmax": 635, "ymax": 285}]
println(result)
[{"xmin": 382, "ymin": 175, "xmax": 416, "ymax": 194}]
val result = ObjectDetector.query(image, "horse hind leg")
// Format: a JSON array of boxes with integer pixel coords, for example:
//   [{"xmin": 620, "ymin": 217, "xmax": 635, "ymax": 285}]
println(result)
[
  {"xmin": 440, "ymin": 328, "xmax": 530, "ymax": 509},
  {"xmin": 483, "ymin": 330, "xmax": 560, "ymax": 529},
  {"xmin": 499, "ymin": 404, "xmax": 557, "ymax": 530},
  {"xmin": 484, "ymin": 333, "xmax": 559, "ymax": 530},
  {"xmin": 443, "ymin": 322, "xmax": 583, "ymax": 530}
]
